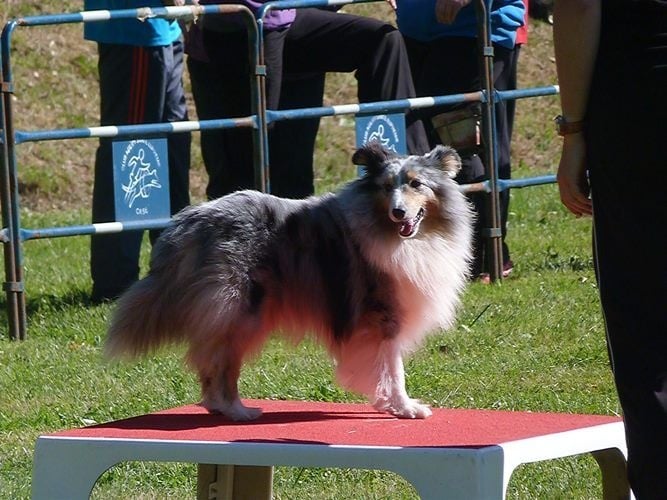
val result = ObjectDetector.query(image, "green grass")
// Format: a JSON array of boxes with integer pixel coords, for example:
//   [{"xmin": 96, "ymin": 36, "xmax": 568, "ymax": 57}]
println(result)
[
  {"xmin": 0, "ymin": 2, "xmax": 620, "ymax": 499},
  {"xmin": 0, "ymin": 185, "xmax": 619, "ymax": 499}
]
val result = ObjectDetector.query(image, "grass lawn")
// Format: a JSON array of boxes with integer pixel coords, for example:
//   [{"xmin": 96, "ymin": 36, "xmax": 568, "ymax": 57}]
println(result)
[
  {"xmin": 0, "ymin": 183, "xmax": 620, "ymax": 499},
  {"xmin": 0, "ymin": 2, "xmax": 621, "ymax": 499}
]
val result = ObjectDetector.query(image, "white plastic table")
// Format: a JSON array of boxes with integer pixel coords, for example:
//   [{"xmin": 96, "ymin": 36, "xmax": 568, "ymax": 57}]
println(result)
[{"xmin": 31, "ymin": 399, "xmax": 630, "ymax": 499}]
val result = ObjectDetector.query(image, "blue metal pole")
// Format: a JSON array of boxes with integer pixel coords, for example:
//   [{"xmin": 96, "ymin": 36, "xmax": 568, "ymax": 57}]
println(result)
[
  {"xmin": 0, "ymin": 22, "xmax": 24, "ymax": 340},
  {"xmin": 14, "ymin": 117, "xmax": 257, "ymax": 145},
  {"xmin": 1, "ymin": 18, "xmax": 27, "ymax": 339},
  {"xmin": 0, "ymin": 5, "xmax": 257, "ymax": 340},
  {"xmin": 20, "ymin": 218, "xmax": 173, "ymax": 241},
  {"xmin": 460, "ymin": 174, "xmax": 557, "ymax": 194}
]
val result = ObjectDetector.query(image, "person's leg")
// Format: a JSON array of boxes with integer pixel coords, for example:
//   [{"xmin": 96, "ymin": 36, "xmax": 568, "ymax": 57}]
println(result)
[
  {"xmin": 490, "ymin": 45, "xmax": 514, "ymax": 272},
  {"xmin": 162, "ymin": 39, "xmax": 191, "ymax": 215},
  {"xmin": 505, "ymin": 45, "xmax": 521, "ymax": 141},
  {"xmin": 187, "ymin": 55, "xmax": 230, "ymax": 200},
  {"xmin": 283, "ymin": 9, "xmax": 429, "ymax": 154},
  {"xmin": 269, "ymin": 71, "xmax": 325, "ymax": 198},
  {"xmin": 91, "ymin": 43, "xmax": 146, "ymax": 302},
  {"xmin": 585, "ymin": 65, "xmax": 667, "ymax": 496},
  {"xmin": 404, "ymin": 36, "xmax": 488, "ymax": 277},
  {"xmin": 591, "ymin": 172, "xmax": 667, "ymax": 499},
  {"xmin": 408, "ymin": 36, "xmax": 514, "ymax": 277},
  {"xmin": 145, "ymin": 39, "xmax": 191, "ymax": 245},
  {"xmin": 202, "ymin": 28, "xmax": 286, "ymax": 193}
]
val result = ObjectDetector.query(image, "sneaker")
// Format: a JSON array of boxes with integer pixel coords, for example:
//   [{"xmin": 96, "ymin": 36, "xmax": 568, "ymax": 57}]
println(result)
[
  {"xmin": 90, "ymin": 286, "xmax": 126, "ymax": 305},
  {"xmin": 503, "ymin": 260, "xmax": 514, "ymax": 277},
  {"xmin": 478, "ymin": 260, "xmax": 514, "ymax": 284}
]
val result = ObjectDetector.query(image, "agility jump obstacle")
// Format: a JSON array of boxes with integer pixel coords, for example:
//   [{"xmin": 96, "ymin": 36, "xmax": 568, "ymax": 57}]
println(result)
[{"xmin": 0, "ymin": 1, "xmax": 559, "ymax": 341}]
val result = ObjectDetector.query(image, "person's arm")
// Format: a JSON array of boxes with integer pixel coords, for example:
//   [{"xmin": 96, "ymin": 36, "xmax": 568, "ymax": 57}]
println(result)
[{"xmin": 552, "ymin": 0, "xmax": 600, "ymax": 217}]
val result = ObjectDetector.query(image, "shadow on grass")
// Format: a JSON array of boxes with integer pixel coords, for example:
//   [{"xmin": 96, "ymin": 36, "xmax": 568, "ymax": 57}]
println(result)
[
  {"xmin": 0, "ymin": 287, "xmax": 100, "ymax": 316},
  {"xmin": 30, "ymin": 288, "xmax": 99, "ymax": 314}
]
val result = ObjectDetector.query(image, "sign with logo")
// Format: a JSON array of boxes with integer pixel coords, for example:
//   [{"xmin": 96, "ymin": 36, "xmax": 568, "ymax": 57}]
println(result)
[
  {"xmin": 112, "ymin": 138, "xmax": 170, "ymax": 222},
  {"xmin": 355, "ymin": 113, "xmax": 406, "ymax": 175},
  {"xmin": 355, "ymin": 112, "xmax": 407, "ymax": 154}
]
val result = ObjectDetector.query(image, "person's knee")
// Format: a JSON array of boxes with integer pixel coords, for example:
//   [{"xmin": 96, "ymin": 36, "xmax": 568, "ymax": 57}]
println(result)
[{"xmin": 375, "ymin": 25, "xmax": 404, "ymax": 52}]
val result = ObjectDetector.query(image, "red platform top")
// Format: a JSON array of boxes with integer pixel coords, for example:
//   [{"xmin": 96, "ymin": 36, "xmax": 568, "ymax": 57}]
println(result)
[{"xmin": 50, "ymin": 400, "xmax": 621, "ymax": 449}]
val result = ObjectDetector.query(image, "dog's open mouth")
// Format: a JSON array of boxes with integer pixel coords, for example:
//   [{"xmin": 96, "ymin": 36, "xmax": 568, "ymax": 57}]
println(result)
[{"xmin": 398, "ymin": 208, "xmax": 425, "ymax": 238}]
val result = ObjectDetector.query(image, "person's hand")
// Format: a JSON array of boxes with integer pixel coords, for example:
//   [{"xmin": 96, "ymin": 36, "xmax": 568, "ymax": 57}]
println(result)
[
  {"xmin": 164, "ymin": 0, "xmax": 199, "ymax": 5},
  {"xmin": 557, "ymin": 133, "xmax": 593, "ymax": 217},
  {"xmin": 435, "ymin": 0, "xmax": 472, "ymax": 24},
  {"xmin": 385, "ymin": 0, "xmax": 397, "ymax": 10}
]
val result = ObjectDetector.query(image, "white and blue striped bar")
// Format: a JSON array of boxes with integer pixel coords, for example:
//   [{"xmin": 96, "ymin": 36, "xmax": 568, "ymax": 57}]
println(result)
[
  {"xmin": 264, "ymin": 86, "xmax": 558, "ymax": 125},
  {"xmin": 259, "ymin": 0, "xmax": 376, "ymax": 18},
  {"xmin": 14, "ymin": 5, "xmax": 240, "ymax": 28},
  {"xmin": 460, "ymin": 175, "xmax": 557, "ymax": 194},
  {"xmin": 266, "ymin": 93, "xmax": 482, "ymax": 124},
  {"xmin": 496, "ymin": 85, "xmax": 560, "ymax": 103},
  {"xmin": 14, "ymin": 116, "xmax": 255, "ymax": 144},
  {"xmin": 20, "ymin": 218, "xmax": 173, "ymax": 241}
]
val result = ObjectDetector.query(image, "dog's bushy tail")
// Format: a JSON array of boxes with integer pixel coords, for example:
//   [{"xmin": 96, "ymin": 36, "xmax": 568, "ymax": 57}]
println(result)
[{"xmin": 105, "ymin": 274, "xmax": 182, "ymax": 359}]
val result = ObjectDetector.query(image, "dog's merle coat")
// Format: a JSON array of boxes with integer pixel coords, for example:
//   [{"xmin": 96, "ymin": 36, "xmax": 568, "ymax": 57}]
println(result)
[{"xmin": 106, "ymin": 143, "xmax": 473, "ymax": 420}]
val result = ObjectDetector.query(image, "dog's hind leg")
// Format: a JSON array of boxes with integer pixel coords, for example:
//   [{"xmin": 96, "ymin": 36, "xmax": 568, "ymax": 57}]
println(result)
[
  {"xmin": 198, "ymin": 357, "xmax": 262, "ymax": 421},
  {"xmin": 190, "ymin": 336, "xmax": 263, "ymax": 421}
]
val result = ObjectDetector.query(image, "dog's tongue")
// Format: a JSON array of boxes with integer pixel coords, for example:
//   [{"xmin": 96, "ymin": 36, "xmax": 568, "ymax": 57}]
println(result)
[{"xmin": 399, "ymin": 220, "xmax": 415, "ymax": 237}]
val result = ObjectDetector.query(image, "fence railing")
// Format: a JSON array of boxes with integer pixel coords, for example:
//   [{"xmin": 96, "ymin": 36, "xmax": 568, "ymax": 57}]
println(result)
[{"xmin": 0, "ymin": 1, "xmax": 559, "ymax": 340}]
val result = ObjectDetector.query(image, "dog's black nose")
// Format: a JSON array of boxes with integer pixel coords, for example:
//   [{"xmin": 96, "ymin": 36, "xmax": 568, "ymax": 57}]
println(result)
[{"xmin": 392, "ymin": 208, "xmax": 406, "ymax": 220}]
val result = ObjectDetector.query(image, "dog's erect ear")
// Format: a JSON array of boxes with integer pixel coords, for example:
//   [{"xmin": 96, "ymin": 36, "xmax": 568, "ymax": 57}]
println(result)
[
  {"xmin": 426, "ymin": 145, "xmax": 462, "ymax": 178},
  {"xmin": 352, "ymin": 141, "xmax": 393, "ymax": 175}
]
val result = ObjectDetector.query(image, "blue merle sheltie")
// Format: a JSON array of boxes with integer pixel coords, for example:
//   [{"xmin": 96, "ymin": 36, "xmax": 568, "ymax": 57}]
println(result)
[{"xmin": 105, "ymin": 143, "xmax": 474, "ymax": 421}]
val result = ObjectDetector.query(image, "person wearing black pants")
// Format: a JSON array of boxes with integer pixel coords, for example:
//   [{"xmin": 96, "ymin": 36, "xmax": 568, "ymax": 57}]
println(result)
[
  {"xmin": 199, "ymin": 7, "xmax": 430, "ymax": 197},
  {"xmin": 187, "ymin": 27, "xmax": 325, "ymax": 200},
  {"xmin": 403, "ymin": 36, "xmax": 515, "ymax": 279},
  {"xmin": 554, "ymin": 1, "xmax": 667, "ymax": 496},
  {"xmin": 87, "ymin": 38, "xmax": 191, "ymax": 302},
  {"xmin": 269, "ymin": 71, "xmax": 326, "ymax": 199}
]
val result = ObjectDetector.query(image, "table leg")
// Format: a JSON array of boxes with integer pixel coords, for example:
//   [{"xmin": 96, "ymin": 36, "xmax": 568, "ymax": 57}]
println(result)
[{"xmin": 197, "ymin": 464, "xmax": 273, "ymax": 500}]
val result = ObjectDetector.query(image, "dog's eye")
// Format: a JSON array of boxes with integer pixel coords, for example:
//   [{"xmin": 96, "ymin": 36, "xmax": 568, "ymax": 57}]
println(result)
[{"xmin": 409, "ymin": 179, "xmax": 422, "ymax": 189}]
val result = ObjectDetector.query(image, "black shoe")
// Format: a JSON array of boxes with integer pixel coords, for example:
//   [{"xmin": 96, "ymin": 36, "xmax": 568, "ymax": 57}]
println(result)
[{"xmin": 90, "ymin": 286, "xmax": 125, "ymax": 305}]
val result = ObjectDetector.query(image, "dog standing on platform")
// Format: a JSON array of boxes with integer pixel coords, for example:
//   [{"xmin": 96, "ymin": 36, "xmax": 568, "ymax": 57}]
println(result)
[{"xmin": 105, "ymin": 143, "xmax": 473, "ymax": 421}]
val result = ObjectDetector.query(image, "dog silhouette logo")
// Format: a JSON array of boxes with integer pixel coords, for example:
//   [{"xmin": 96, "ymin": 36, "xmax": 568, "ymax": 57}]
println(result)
[
  {"xmin": 121, "ymin": 141, "xmax": 162, "ymax": 208},
  {"xmin": 361, "ymin": 115, "xmax": 401, "ymax": 153},
  {"xmin": 112, "ymin": 138, "xmax": 170, "ymax": 221}
]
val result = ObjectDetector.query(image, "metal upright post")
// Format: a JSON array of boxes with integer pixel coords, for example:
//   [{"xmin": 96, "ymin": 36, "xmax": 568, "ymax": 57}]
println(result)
[
  {"xmin": 1, "ymin": 19, "xmax": 27, "ymax": 340},
  {"xmin": 475, "ymin": 0, "xmax": 504, "ymax": 282},
  {"xmin": 250, "ymin": 9, "xmax": 271, "ymax": 192}
]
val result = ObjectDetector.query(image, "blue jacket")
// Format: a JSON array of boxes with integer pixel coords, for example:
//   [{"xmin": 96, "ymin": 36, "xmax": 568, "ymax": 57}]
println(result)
[
  {"xmin": 396, "ymin": 0, "xmax": 525, "ymax": 49},
  {"xmin": 84, "ymin": 0, "xmax": 181, "ymax": 47}
]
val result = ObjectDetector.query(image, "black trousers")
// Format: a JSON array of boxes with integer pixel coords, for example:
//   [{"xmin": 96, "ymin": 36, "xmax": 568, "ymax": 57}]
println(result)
[
  {"xmin": 201, "ymin": 8, "xmax": 429, "ymax": 198},
  {"xmin": 405, "ymin": 36, "xmax": 514, "ymax": 277},
  {"xmin": 189, "ymin": 55, "xmax": 325, "ymax": 199},
  {"xmin": 90, "ymin": 41, "xmax": 191, "ymax": 300},
  {"xmin": 587, "ymin": 72, "xmax": 667, "ymax": 498}
]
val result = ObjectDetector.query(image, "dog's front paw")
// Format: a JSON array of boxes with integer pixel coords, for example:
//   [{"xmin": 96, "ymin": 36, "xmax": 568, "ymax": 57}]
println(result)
[
  {"xmin": 227, "ymin": 404, "xmax": 263, "ymax": 421},
  {"xmin": 393, "ymin": 400, "xmax": 432, "ymax": 419},
  {"xmin": 375, "ymin": 398, "xmax": 432, "ymax": 419},
  {"xmin": 203, "ymin": 398, "xmax": 263, "ymax": 421}
]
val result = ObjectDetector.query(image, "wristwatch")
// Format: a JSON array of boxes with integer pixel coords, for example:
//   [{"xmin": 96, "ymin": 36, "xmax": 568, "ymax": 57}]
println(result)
[{"xmin": 554, "ymin": 115, "xmax": 585, "ymax": 136}]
